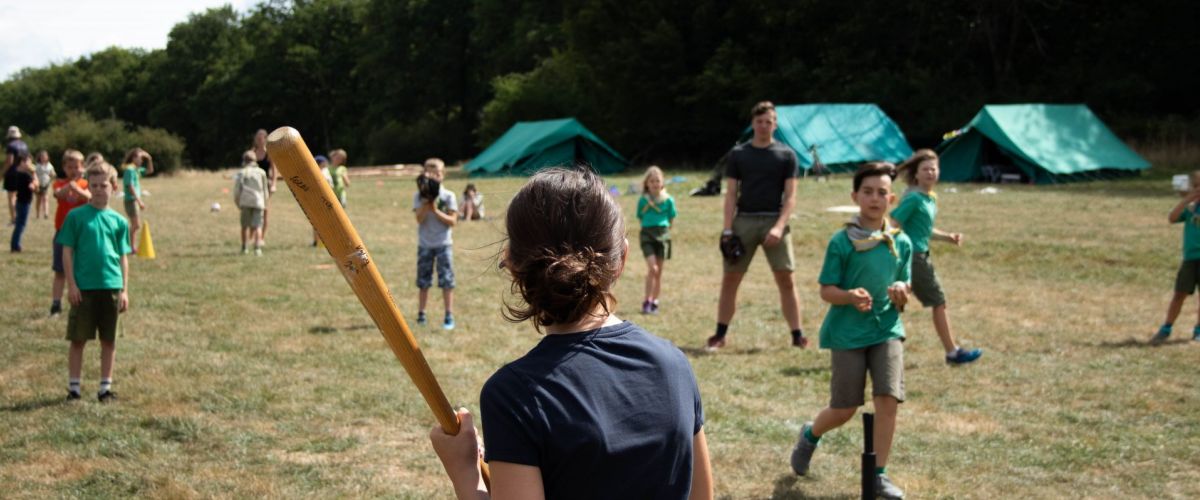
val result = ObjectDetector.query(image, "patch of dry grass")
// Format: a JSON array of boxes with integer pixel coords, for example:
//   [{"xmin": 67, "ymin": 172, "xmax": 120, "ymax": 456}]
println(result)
[{"xmin": 2, "ymin": 167, "xmax": 1199, "ymax": 498}]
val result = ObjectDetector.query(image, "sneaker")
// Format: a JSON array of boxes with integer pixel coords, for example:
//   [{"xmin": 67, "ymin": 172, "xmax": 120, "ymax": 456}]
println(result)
[
  {"xmin": 641, "ymin": 301, "xmax": 652, "ymax": 314},
  {"xmin": 254, "ymin": 247, "xmax": 263, "ymax": 256},
  {"xmin": 66, "ymin": 391, "xmax": 81, "ymax": 401},
  {"xmin": 946, "ymin": 347, "xmax": 983, "ymax": 365},
  {"xmin": 790, "ymin": 422, "xmax": 818, "ymax": 475},
  {"xmin": 651, "ymin": 300, "xmax": 660, "ymax": 314},
  {"xmin": 416, "ymin": 312, "xmax": 427, "ymax": 326},
  {"xmin": 443, "ymin": 315, "xmax": 455, "ymax": 331},
  {"xmin": 792, "ymin": 334, "xmax": 809, "ymax": 348},
  {"xmin": 876, "ymin": 474, "xmax": 905, "ymax": 499},
  {"xmin": 241, "ymin": 247, "xmax": 249, "ymax": 255},
  {"xmin": 705, "ymin": 335, "xmax": 726, "ymax": 351},
  {"xmin": 49, "ymin": 303, "xmax": 62, "ymax": 317},
  {"xmin": 1193, "ymin": 331, "xmax": 1200, "ymax": 342},
  {"xmin": 97, "ymin": 390, "xmax": 117, "ymax": 403},
  {"xmin": 1150, "ymin": 326, "xmax": 1171, "ymax": 345}
]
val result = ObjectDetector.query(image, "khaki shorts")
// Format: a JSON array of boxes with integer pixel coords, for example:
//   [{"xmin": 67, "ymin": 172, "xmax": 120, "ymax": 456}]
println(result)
[
  {"xmin": 240, "ymin": 207, "xmax": 264, "ymax": 229},
  {"xmin": 1176, "ymin": 259, "xmax": 1200, "ymax": 294},
  {"xmin": 911, "ymin": 251, "xmax": 947, "ymax": 307},
  {"xmin": 66, "ymin": 290, "xmax": 122, "ymax": 343},
  {"xmin": 123, "ymin": 198, "xmax": 140, "ymax": 218},
  {"xmin": 723, "ymin": 214, "xmax": 794, "ymax": 273},
  {"xmin": 640, "ymin": 226, "xmax": 670, "ymax": 260},
  {"xmin": 829, "ymin": 339, "xmax": 905, "ymax": 408}
]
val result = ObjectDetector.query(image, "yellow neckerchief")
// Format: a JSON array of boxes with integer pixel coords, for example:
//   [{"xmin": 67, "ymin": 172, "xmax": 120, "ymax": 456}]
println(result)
[
  {"xmin": 639, "ymin": 191, "xmax": 669, "ymax": 216},
  {"xmin": 845, "ymin": 216, "xmax": 901, "ymax": 257},
  {"xmin": 904, "ymin": 186, "xmax": 937, "ymax": 203}
]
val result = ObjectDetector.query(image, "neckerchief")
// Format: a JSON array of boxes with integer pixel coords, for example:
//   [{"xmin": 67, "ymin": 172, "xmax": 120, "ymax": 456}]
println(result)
[{"xmin": 845, "ymin": 216, "xmax": 901, "ymax": 257}]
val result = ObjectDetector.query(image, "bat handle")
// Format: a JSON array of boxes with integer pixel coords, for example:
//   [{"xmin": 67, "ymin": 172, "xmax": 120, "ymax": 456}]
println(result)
[
  {"xmin": 862, "ymin": 413, "xmax": 876, "ymax": 500},
  {"xmin": 442, "ymin": 410, "xmax": 491, "ymax": 490}
]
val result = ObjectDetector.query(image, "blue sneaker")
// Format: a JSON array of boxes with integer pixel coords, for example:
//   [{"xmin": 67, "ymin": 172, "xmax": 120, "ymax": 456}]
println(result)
[
  {"xmin": 416, "ymin": 312, "xmax": 427, "ymax": 326},
  {"xmin": 443, "ymin": 315, "xmax": 455, "ymax": 331},
  {"xmin": 946, "ymin": 347, "xmax": 983, "ymax": 365},
  {"xmin": 1150, "ymin": 326, "xmax": 1171, "ymax": 346}
]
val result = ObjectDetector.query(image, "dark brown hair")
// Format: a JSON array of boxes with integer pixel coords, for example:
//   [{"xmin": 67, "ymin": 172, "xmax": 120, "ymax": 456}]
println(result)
[
  {"xmin": 503, "ymin": 167, "xmax": 625, "ymax": 331},
  {"xmin": 751, "ymin": 101, "xmax": 775, "ymax": 118},
  {"xmin": 853, "ymin": 162, "xmax": 897, "ymax": 191},
  {"xmin": 896, "ymin": 149, "xmax": 938, "ymax": 185}
]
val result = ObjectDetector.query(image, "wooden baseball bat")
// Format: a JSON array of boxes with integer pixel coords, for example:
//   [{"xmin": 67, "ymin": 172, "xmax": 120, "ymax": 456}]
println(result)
[{"xmin": 266, "ymin": 127, "xmax": 490, "ymax": 487}]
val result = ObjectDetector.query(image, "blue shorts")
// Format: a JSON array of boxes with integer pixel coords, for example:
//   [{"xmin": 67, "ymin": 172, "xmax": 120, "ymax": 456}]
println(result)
[
  {"xmin": 416, "ymin": 245, "xmax": 455, "ymax": 289},
  {"xmin": 52, "ymin": 231, "xmax": 65, "ymax": 273}
]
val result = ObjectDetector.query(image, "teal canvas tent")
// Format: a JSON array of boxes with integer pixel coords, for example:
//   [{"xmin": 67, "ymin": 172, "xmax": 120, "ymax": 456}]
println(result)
[
  {"xmin": 466, "ymin": 118, "xmax": 627, "ymax": 176},
  {"xmin": 937, "ymin": 104, "xmax": 1150, "ymax": 184},
  {"xmin": 741, "ymin": 104, "xmax": 914, "ymax": 172}
]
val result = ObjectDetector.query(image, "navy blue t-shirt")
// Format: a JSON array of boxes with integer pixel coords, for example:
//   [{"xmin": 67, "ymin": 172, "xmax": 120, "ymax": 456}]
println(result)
[
  {"xmin": 4, "ymin": 139, "xmax": 30, "ymax": 191},
  {"xmin": 480, "ymin": 321, "xmax": 704, "ymax": 500}
]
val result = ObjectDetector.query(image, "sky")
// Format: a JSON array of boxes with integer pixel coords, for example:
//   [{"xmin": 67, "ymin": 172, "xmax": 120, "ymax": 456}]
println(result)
[{"xmin": 0, "ymin": 0, "xmax": 257, "ymax": 81}]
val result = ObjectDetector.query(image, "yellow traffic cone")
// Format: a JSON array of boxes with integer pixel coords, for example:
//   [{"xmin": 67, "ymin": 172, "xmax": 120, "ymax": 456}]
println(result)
[{"xmin": 137, "ymin": 221, "xmax": 156, "ymax": 259}]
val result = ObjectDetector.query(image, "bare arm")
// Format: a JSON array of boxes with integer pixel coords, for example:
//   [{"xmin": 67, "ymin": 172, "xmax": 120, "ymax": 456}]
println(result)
[
  {"xmin": 118, "ymin": 254, "xmax": 129, "ymax": 313},
  {"xmin": 1169, "ymin": 191, "xmax": 1200, "ymax": 223},
  {"xmin": 434, "ymin": 207, "xmax": 457, "ymax": 227},
  {"xmin": 820, "ymin": 284, "xmax": 872, "ymax": 312},
  {"xmin": 64, "ymin": 247, "xmax": 81, "ymax": 306},
  {"xmin": 415, "ymin": 201, "xmax": 431, "ymax": 223},
  {"xmin": 931, "ymin": 228, "xmax": 963, "ymax": 246},
  {"xmin": 689, "ymin": 429, "xmax": 713, "ymax": 500},
  {"xmin": 773, "ymin": 177, "xmax": 797, "ymax": 231},
  {"xmin": 722, "ymin": 178, "xmax": 738, "ymax": 232},
  {"xmin": 143, "ymin": 154, "xmax": 154, "ymax": 175}
]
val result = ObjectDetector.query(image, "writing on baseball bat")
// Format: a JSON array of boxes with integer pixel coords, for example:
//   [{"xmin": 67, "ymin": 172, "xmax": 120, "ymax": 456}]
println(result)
[{"xmin": 290, "ymin": 175, "xmax": 309, "ymax": 191}]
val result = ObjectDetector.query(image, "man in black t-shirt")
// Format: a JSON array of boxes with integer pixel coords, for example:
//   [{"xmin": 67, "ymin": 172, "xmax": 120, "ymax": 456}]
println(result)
[
  {"xmin": 5, "ymin": 126, "xmax": 30, "ymax": 225},
  {"xmin": 707, "ymin": 102, "xmax": 807, "ymax": 351}
]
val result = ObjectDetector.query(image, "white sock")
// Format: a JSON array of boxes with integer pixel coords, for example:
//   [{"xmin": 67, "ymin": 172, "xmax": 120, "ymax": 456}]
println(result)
[
  {"xmin": 946, "ymin": 347, "xmax": 961, "ymax": 358},
  {"xmin": 99, "ymin": 378, "xmax": 112, "ymax": 394},
  {"xmin": 68, "ymin": 378, "xmax": 81, "ymax": 394}
]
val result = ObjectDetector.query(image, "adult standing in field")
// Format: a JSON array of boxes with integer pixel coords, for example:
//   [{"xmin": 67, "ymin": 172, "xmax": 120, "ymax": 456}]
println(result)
[
  {"xmin": 251, "ymin": 129, "xmax": 277, "ymax": 241},
  {"xmin": 5, "ymin": 126, "xmax": 30, "ymax": 226},
  {"xmin": 706, "ymin": 101, "xmax": 807, "ymax": 351}
]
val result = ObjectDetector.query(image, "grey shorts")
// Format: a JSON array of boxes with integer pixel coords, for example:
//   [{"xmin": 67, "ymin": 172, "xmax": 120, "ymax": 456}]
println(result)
[
  {"xmin": 829, "ymin": 339, "xmax": 905, "ymax": 408},
  {"xmin": 1175, "ymin": 259, "xmax": 1200, "ymax": 294},
  {"xmin": 240, "ymin": 207, "xmax": 264, "ymax": 229},
  {"xmin": 417, "ymin": 245, "xmax": 455, "ymax": 289},
  {"xmin": 724, "ymin": 214, "xmax": 794, "ymax": 273},
  {"xmin": 66, "ymin": 290, "xmax": 122, "ymax": 343},
  {"xmin": 911, "ymin": 251, "xmax": 947, "ymax": 307},
  {"xmin": 123, "ymin": 198, "xmax": 140, "ymax": 218}
]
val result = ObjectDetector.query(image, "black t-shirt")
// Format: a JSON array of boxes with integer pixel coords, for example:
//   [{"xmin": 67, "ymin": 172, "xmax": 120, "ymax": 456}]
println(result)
[
  {"xmin": 481, "ymin": 321, "xmax": 704, "ymax": 500},
  {"xmin": 725, "ymin": 140, "xmax": 799, "ymax": 214},
  {"xmin": 11, "ymin": 169, "xmax": 33, "ymax": 203},
  {"xmin": 4, "ymin": 139, "xmax": 29, "ymax": 191}
]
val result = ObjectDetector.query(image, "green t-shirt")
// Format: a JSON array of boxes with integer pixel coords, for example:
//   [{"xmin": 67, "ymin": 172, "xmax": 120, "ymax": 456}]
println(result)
[
  {"xmin": 890, "ymin": 190, "xmax": 936, "ymax": 253},
  {"xmin": 55, "ymin": 204, "xmax": 131, "ymax": 290},
  {"xmin": 1175, "ymin": 205, "xmax": 1200, "ymax": 261},
  {"xmin": 817, "ymin": 229, "xmax": 912, "ymax": 350},
  {"xmin": 637, "ymin": 194, "xmax": 676, "ymax": 228},
  {"xmin": 122, "ymin": 164, "xmax": 146, "ymax": 198},
  {"xmin": 332, "ymin": 165, "xmax": 348, "ymax": 199}
]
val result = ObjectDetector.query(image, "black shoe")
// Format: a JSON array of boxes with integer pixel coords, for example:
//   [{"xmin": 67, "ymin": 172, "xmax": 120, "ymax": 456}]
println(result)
[
  {"xmin": 50, "ymin": 303, "xmax": 62, "ymax": 317},
  {"xmin": 97, "ymin": 390, "xmax": 117, "ymax": 403},
  {"xmin": 66, "ymin": 391, "xmax": 81, "ymax": 401}
]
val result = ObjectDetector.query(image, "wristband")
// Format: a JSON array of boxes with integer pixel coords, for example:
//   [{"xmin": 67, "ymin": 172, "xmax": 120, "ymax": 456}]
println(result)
[{"xmin": 722, "ymin": 229, "xmax": 734, "ymax": 236}]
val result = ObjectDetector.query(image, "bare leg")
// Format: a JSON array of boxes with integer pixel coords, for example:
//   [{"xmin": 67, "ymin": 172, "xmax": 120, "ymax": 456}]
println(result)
[
  {"xmin": 240, "ymin": 226, "xmax": 249, "ymax": 250},
  {"xmin": 644, "ymin": 256, "xmax": 658, "ymax": 302},
  {"xmin": 811, "ymin": 406, "xmax": 857, "ymax": 437},
  {"xmin": 717, "ymin": 272, "xmax": 746, "ymax": 324},
  {"xmin": 773, "ymin": 270, "xmax": 802, "ymax": 330},
  {"xmin": 253, "ymin": 227, "xmax": 264, "ymax": 248},
  {"xmin": 653, "ymin": 258, "xmax": 664, "ymax": 300},
  {"xmin": 68, "ymin": 341, "xmax": 87, "ymax": 380},
  {"xmin": 99, "ymin": 340, "xmax": 115, "ymax": 380},
  {"xmin": 1164, "ymin": 292, "xmax": 1188, "ymax": 326},
  {"xmin": 932, "ymin": 305, "xmax": 958, "ymax": 353},
  {"xmin": 443, "ymin": 288, "xmax": 454, "ymax": 316},
  {"xmin": 7, "ymin": 191, "xmax": 14, "ymax": 223},
  {"xmin": 129, "ymin": 215, "xmax": 140, "ymax": 252},
  {"xmin": 261, "ymin": 207, "xmax": 269, "ymax": 239},
  {"xmin": 419, "ymin": 288, "xmax": 429, "ymax": 312},
  {"xmin": 872, "ymin": 395, "xmax": 899, "ymax": 467}
]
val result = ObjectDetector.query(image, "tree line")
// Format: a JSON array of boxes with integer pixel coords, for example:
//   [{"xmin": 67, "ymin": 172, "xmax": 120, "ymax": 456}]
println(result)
[{"xmin": 0, "ymin": 0, "xmax": 1196, "ymax": 169}]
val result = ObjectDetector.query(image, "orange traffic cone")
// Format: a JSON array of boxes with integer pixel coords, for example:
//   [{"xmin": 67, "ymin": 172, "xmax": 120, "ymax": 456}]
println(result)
[{"xmin": 137, "ymin": 221, "xmax": 156, "ymax": 259}]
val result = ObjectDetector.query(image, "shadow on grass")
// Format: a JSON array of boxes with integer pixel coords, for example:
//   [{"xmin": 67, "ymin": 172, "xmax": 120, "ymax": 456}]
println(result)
[
  {"xmin": 680, "ymin": 346, "xmax": 764, "ymax": 357},
  {"xmin": 780, "ymin": 366, "xmax": 830, "ymax": 377},
  {"xmin": 0, "ymin": 397, "xmax": 69, "ymax": 412},
  {"xmin": 307, "ymin": 324, "xmax": 375, "ymax": 335},
  {"xmin": 769, "ymin": 474, "xmax": 856, "ymax": 500},
  {"xmin": 1093, "ymin": 336, "xmax": 1193, "ymax": 349}
]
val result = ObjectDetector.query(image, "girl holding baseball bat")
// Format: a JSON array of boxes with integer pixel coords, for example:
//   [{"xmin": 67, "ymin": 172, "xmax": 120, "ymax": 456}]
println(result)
[{"xmin": 429, "ymin": 167, "xmax": 712, "ymax": 500}]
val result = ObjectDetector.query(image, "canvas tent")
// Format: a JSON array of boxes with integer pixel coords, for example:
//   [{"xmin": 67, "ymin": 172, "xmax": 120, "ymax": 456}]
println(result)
[
  {"xmin": 740, "ymin": 104, "xmax": 914, "ymax": 172},
  {"xmin": 937, "ymin": 104, "xmax": 1150, "ymax": 184},
  {"xmin": 466, "ymin": 118, "xmax": 627, "ymax": 176}
]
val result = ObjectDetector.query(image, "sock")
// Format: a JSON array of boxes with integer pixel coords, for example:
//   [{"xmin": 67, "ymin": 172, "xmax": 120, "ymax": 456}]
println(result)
[
  {"xmin": 445, "ymin": 312, "xmax": 453, "ymax": 321},
  {"xmin": 1160, "ymin": 323, "xmax": 1173, "ymax": 334},
  {"xmin": 652, "ymin": 299, "xmax": 659, "ymax": 306},
  {"xmin": 68, "ymin": 378, "xmax": 80, "ymax": 395},
  {"xmin": 803, "ymin": 426, "xmax": 820, "ymax": 444},
  {"xmin": 99, "ymin": 378, "xmax": 112, "ymax": 394},
  {"xmin": 1193, "ymin": 325, "xmax": 1200, "ymax": 336},
  {"xmin": 52, "ymin": 299, "xmax": 61, "ymax": 308},
  {"xmin": 946, "ymin": 346, "xmax": 961, "ymax": 359},
  {"xmin": 714, "ymin": 323, "xmax": 729, "ymax": 339},
  {"xmin": 876, "ymin": 466, "xmax": 887, "ymax": 475},
  {"xmin": 418, "ymin": 311, "xmax": 426, "ymax": 321},
  {"xmin": 791, "ymin": 329, "xmax": 804, "ymax": 341}
]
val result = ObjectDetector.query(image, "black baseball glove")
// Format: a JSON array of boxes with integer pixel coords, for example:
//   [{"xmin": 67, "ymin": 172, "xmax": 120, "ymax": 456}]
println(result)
[
  {"xmin": 719, "ymin": 234, "xmax": 745, "ymax": 263},
  {"xmin": 416, "ymin": 174, "xmax": 441, "ymax": 202}
]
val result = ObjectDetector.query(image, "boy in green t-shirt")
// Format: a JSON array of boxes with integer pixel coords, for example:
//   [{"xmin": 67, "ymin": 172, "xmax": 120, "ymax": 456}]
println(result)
[
  {"xmin": 330, "ymin": 149, "xmax": 350, "ymax": 207},
  {"xmin": 57, "ymin": 162, "xmax": 132, "ymax": 402},
  {"xmin": 1152, "ymin": 170, "xmax": 1200, "ymax": 345},
  {"xmin": 790, "ymin": 163, "xmax": 911, "ymax": 500}
]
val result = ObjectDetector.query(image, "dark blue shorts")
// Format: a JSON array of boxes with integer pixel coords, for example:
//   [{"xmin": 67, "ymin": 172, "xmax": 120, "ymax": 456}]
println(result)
[
  {"xmin": 416, "ymin": 245, "xmax": 455, "ymax": 289},
  {"xmin": 52, "ymin": 231, "xmax": 65, "ymax": 273}
]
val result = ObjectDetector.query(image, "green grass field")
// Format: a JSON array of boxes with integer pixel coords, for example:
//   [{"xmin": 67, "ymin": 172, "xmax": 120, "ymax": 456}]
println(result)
[{"xmin": 3, "ymin": 167, "xmax": 1199, "ymax": 499}]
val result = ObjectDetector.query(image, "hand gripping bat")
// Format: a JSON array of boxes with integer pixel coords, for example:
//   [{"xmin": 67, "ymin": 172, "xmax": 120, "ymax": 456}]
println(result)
[{"xmin": 266, "ymin": 127, "xmax": 490, "ymax": 488}]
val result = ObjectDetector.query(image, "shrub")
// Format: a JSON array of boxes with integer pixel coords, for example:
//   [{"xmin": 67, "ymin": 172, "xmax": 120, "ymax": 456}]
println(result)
[{"xmin": 28, "ymin": 112, "xmax": 186, "ymax": 175}]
